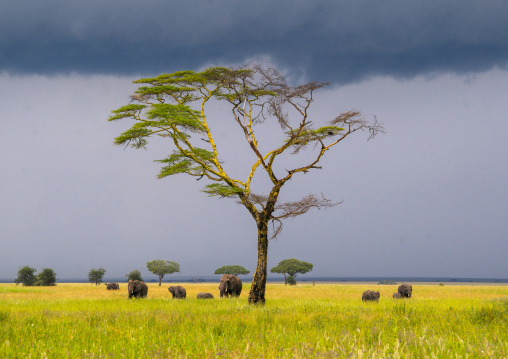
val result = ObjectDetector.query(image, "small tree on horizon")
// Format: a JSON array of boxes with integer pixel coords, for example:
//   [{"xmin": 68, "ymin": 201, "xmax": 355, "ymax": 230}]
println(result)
[
  {"xmin": 126, "ymin": 270, "xmax": 143, "ymax": 282},
  {"xmin": 146, "ymin": 260, "xmax": 180, "ymax": 286},
  {"xmin": 14, "ymin": 265, "xmax": 37, "ymax": 286},
  {"xmin": 214, "ymin": 265, "xmax": 250, "ymax": 276},
  {"xmin": 36, "ymin": 268, "xmax": 57, "ymax": 286},
  {"xmin": 271, "ymin": 258, "xmax": 313, "ymax": 285},
  {"xmin": 88, "ymin": 267, "xmax": 106, "ymax": 286}
]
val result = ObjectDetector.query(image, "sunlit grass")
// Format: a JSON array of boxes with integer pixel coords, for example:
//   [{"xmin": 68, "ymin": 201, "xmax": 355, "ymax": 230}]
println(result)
[{"xmin": 0, "ymin": 282, "xmax": 507, "ymax": 358}]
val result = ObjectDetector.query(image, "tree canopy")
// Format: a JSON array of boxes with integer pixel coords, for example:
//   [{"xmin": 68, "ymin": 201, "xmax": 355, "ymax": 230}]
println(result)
[
  {"xmin": 214, "ymin": 265, "xmax": 250, "ymax": 276},
  {"xmin": 126, "ymin": 270, "xmax": 143, "ymax": 282},
  {"xmin": 14, "ymin": 265, "xmax": 37, "ymax": 286},
  {"xmin": 110, "ymin": 65, "xmax": 383, "ymax": 304},
  {"xmin": 146, "ymin": 260, "xmax": 180, "ymax": 286},
  {"xmin": 88, "ymin": 267, "xmax": 106, "ymax": 286},
  {"xmin": 271, "ymin": 258, "xmax": 313, "ymax": 285},
  {"xmin": 36, "ymin": 268, "xmax": 57, "ymax": 286}
]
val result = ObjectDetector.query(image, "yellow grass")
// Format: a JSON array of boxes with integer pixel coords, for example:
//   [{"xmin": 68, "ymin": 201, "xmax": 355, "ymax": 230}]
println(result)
[{"xmin": 1, "ymin": 282, "xmax": 507, "ymax": 358}]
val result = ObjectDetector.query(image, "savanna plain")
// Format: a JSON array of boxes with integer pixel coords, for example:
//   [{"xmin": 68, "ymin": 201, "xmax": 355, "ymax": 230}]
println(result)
[{"xmin": 0, "ymin": 282, "xmax": 507, "ymax": 358}]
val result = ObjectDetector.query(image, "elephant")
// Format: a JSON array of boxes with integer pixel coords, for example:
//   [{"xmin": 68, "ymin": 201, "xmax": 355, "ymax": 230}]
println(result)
[
  {"xmin": 168, "ymin": 285, "xmax": 186, "ymax": 299},
  {"xmin": 127, "ymin": 280, "xmax": 148, "ymax": 299},
  {"xmin": 398, "ymin": 283, "xmax": 412, "ymax": 298},
  {"xmin": 197, "ymin": 292, "xmax": 214, "ymax": 299},
  {"xmin": 392, "ymin": 292, "xmax": 402, "ymax": 299},
  {"xmin": 362, "ymin": 290, "xmax": 380, "ymax": 302},
  {"xmin": 106, "ymin": 282, "xmax": 119, "ymax": 290},
  {"xmin": 218, "ymin": 274, "xmax": 242, "ymax": 298}
]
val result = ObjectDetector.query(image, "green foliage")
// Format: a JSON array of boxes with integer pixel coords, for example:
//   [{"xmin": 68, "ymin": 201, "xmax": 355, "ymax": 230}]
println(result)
[
  {"xmin": 214, "ymin": 265, "xmax": 250, "ymax": 276},
  {"xmin": 146, "ymin": 260, "xmax": 180, "ymax": 277},
  {"xmin": 202, "ymin": 183, "xmax": 244, "ymax": 198},
  {"xmin": 88, "ymin": 268, "xmax": 106, "ymax": 286},
  {"xmin": 108, "ymin": 104, "xmax": 146, "ymax": 121},
  {"xmin": 286, "ymin": 125, "xmax": 345, "ymax": 150},
  {"xmin": 125, "ymin": 270, "xmax": 143, "ymax": 282},
  {"xmin": 35, "ymin": 268, "xmax": 57, "ymax": 286},
  {"xmin": 286, "ymin": 275, "xmax": 297, "ymax": 286},
  {"xmin": 156, "ymin": 149, "xmax": 215, "ymax": 178},
  {"xmin": 14, "ymin": 266, "xmax": 37, "ymax": 286},
  {"xmin": 271, "ymin": 258, "xmax": 314, "ymax": 277}
]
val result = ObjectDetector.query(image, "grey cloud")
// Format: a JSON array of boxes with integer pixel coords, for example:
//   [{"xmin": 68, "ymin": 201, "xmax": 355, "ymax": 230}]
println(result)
[{"xmin": 1, "ymin": 0, "xmax": 508, "ymax": 83}]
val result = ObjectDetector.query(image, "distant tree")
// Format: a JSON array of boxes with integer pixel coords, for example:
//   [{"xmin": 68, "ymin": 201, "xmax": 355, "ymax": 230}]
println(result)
[
  {"xmin": 14, "ymin": 265, "xmax": 37, "ymax": 286},
  {"xmin": 36, "ymin": 268, "xmax": 57, "ymax": 286},
  {"xmin": 271, "ymin": 258, "xmax": 313, "ymax": 285},
  {"xmin": 214, "ymin": 265, "xmax": 250, "ymax": 276},
  {"xmin": 146, "ymin": 260, "xmax": 180, "ymax": 286},
  {"xmin": 126, "ymin": 270, "xmax": 143, "ymax": 282},
  {"xmin": 88, "ymin": 267, "xmax": 107, "ymax": 286},
  {"xmin": 378, "ymin": 280, "xmax": 397, "ymax": 285}
]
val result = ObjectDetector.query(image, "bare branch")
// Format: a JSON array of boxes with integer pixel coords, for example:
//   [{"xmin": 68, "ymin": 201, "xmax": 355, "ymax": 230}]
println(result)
[{"xmin": 271, "ymin": 193, "xmax": 340, "ymax": 220}]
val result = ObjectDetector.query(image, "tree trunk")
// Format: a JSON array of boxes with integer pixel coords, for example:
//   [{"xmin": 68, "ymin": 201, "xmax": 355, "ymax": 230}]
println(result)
[
  {"xmin": 158, "ymin": 275, "xmax": 162, "ymax": 286},
  {"xmin": 248, "ymin": 222, "xmax": 269, "ymax": 304}
]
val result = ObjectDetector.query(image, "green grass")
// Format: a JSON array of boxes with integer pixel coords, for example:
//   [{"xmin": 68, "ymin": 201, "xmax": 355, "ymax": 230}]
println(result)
[{"xmin": 0, "ymin": 283, "xmax": 507, "ymax": 358}]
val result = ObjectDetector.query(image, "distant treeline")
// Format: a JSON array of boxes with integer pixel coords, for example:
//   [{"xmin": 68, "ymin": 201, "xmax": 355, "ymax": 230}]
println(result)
[{"xmin": 2, "ymin": 276, "xmax": 507, "ymax": 284}]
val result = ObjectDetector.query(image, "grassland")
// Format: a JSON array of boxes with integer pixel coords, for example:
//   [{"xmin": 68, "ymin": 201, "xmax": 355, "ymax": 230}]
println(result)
[{"xmin": 0, "ymin": 282, "xmax": 507, "ymax": 358}]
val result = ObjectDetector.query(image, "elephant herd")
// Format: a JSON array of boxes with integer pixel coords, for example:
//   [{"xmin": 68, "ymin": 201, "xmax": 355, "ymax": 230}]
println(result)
[
  {"xmin": 362, "ymin": 283, "xmax": 413, "ymax": 302},
  {"xmin": 106, "ymin": 274, "xmax": 243, "ymax": 300},
  {"xmin": 109, "ymin": 277, "xmax": 411, "ymax": 302}
]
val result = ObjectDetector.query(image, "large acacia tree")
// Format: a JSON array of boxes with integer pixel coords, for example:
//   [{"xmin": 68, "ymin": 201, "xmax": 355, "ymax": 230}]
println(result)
[{"xmin": 109, "ymin": 65, "xmax": 383, "ymax": 304}]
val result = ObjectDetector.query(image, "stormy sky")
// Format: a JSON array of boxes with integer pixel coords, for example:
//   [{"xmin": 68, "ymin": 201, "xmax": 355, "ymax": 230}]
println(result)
[{"xmin": 1, "ymin": 1, "xmax": 507, "ymax": 281}]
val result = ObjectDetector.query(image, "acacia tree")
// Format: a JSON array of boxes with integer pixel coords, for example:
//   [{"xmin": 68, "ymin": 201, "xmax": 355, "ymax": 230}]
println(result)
[
  {"xmin": 271, "ymin": 258, "xmax": 314, "ymax": 285},
  {"xmin": 146, "ymin": 260, "xmax": 180, "ymax": 286},
  {"xmin": 109, "ymin": 65, "xmax": 383, "ymax": 304},
  {"xmin": 88, "ymin": 267, "xmax": 106, "ymax": 286},
  {"xmin": 214, "ymin": 265, "xmax": 250, "ymax": 276}
]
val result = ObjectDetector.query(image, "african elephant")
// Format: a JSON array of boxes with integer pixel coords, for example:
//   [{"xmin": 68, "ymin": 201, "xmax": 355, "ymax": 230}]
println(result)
[
  {"xmin": 362, "ymin": 290, "xmax": 380, "ymax": 302},
  {"xmin": 128, "ymin": 280, "xmax": 148, "ymax": 299},
  {"xmin": 168, "ymin": 285, "xmax": 186, "ymax": 299},
  {"xmin": 398, "ymin": 283, "xmax": 412, "ymax": 298},
  {"xmin": 197, "ymin": 292, "xmax": 214, "ymax": 299},
  {"xmin": 219, "ymin": 274, "xmax": 242, "ymax": 298},
  {"xmin": 107, "ymin": 282, "xmax": 119, "ymax": 290},
  {"xmin": 392, "ymin": 292, "xmax": 402, "ymax": 299}
]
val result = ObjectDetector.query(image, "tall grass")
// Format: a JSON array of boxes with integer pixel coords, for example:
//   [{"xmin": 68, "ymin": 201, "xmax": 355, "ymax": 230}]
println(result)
[{"xmin": 0, "ymin": 283, "xmax": 507, "ymax": 358}]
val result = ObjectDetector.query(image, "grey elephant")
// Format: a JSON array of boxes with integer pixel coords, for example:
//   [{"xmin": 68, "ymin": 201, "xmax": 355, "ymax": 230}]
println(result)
[
  {"xmin": 197, "ymin": 292, "xmax": 214, "ymax": 299},
  {"xmin": 107, "ymin": 282, "xmax": 119, "ymax": 290},
  {"xmin": 128, "ymin": 280, "xmax": 148, "ymax": 299},
  {"xmin": 392, "ymin": 292, "xmax": 402, "ymax": 299},
  {"xmin": 219, "ymin": 274, "xmax": 242, "ymax": 298},
  {"xmin": 362, "ymin": 290, "xmax": 380, "ymax": 302},
  {"xmin": 398, "ymin": 283, "xmax": 412, "ymax": 298},
  {"xmin": 168, "ymin": 285, "xmax": 186, "ymax": 299}
]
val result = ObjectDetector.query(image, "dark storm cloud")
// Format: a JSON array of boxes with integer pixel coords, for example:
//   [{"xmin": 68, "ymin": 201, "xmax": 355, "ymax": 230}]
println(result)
[{"xmin": 1, "ymin": 0, "xmax": 508, "ymax": 82}]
